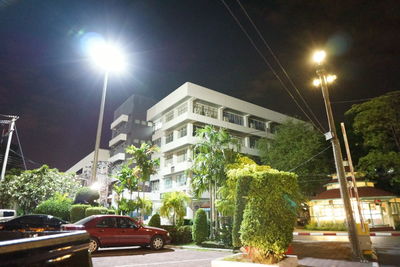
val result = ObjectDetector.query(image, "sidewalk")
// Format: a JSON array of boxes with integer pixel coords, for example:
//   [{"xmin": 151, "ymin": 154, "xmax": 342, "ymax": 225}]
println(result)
[{"xmin": 169, "ymin": 242, "xmax": 378, "ymax": 267}]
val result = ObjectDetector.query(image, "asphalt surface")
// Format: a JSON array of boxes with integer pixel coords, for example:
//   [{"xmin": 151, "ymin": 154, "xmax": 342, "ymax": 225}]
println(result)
[{"xmin": 91, "ymin": 236, "xmax": 400, "ymax": 267}]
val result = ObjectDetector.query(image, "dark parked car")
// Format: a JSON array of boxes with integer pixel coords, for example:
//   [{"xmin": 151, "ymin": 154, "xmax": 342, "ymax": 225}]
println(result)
[
  {"xmin": 0, "ymin": 214, "xmax": 67, "ymax": 232},
  {"xmin": 62, "ymin": 215, "xmax": 171, "ymax": 253}
]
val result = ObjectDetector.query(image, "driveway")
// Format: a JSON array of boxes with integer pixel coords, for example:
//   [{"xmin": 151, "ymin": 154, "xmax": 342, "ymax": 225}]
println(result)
[{"xmin": 91, "ymin": 246, "xmax": 232, "ymax": 267}]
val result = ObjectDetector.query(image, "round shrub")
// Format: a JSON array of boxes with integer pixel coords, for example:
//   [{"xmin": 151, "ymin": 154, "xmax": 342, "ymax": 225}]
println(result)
[
  {"xmin": 70, "ymin": 204, "xmax": 91, "ymax": 222},
  {"xmin": 107, "ymin": 209, "xmax": 116, "ymax": 214},
  {"xmin": 192, "ymin": 209, "xmax": 208, "ymax": 245},
  {"xmin": 148, "ymin": 213, "xmax": 161, "ymax": 228},
  {"xmin": 85, "ymin": 207, "xmax": 109, "ymax": 217},
  {"xmin": 240, "ymin": 169, "xmax": 301, "ymax": 264},
  {"xmin": 35, "ymin": 195, "xmax": 73, "ymax": 221},
  {"xmin": 74, "ymin": 187, "xmax": 99, "ymax": 205}
]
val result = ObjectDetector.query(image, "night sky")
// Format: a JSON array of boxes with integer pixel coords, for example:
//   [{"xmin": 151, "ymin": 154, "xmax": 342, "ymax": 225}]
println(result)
[{"xmin": 0, "ymin": 0, "xmax": 399, "ymax": 171}]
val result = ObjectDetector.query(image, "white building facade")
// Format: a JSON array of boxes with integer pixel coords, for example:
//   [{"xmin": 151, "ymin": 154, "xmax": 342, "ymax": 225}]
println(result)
[{"xmin": 147, "ymin": 82, "xmax": 300, "ymax": 219}]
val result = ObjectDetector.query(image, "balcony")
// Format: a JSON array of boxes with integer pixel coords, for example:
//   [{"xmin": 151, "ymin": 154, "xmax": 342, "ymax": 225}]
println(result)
[
  {"xmin": 108, "ymin": 153, "xmax": 125, "ymax": 163},
  {"xmin": 110, "ymin": 114, "xmax": 128, "ymax": 130},
  {"xmin": 109, "ymin": 133, "xmax": 127, "ymax": 147}
]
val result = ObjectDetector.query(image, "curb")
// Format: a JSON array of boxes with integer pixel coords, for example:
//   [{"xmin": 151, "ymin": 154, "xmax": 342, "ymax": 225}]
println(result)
[{"xmin": 293, "ymin": 232, "xmax": 400, "ymax": 236}]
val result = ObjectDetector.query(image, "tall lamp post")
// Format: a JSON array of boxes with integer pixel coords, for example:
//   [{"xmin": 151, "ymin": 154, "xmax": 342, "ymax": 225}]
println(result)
[
  {"xmin": 88, "ymin": 40, "xmax": 126, "ymax": 186},
  {"xmin": 312, "ymin": 50, "xmax": 363, "ymax": 260}
]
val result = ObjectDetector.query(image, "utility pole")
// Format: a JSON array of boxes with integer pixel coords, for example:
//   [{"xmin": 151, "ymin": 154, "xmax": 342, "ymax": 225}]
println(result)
[
  {"xmin": 315, "ymin": 61, "xmax": 363, "ymax": 260},
  {"xmin": 1, "ymin": 116, "xmax": 18, "ymax": 181}
]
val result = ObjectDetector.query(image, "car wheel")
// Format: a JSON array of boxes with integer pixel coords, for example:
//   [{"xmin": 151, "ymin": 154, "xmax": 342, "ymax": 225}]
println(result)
[
  {"xmin": 88, "ymin": 237, "xmax": 100, "ymax": 253},
  {"xmin": 150, "ymin": 235, "xmax": 164, "ymax": 250}
]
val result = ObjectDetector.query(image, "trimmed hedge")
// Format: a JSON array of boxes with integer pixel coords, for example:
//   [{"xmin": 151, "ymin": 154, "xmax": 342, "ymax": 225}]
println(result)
[
  {"xmin": 240, "ymin": 169, "xmax": 301, "ymax": 264},
  {"xmin": 192, "ymin": 209, "xmax": 208, "ymax": 245},
  {"xmin": 305, "ymin": 222, "xmax": 347, "ymax": 231},
  {"xmin": 232, "ymin": 175, "xmax": 252, "ymax": 248},
  {"xmin": 160, "ymin": 225, "xmax": 192, "ymax": 244},
  {"xmin": 35, "ymin": 197, "xmax": 73, "ymax": 221},
  {"xmin": 85, "ymin": 207, "xmax": 109, "ymax": 217},
  {"xmin": 70, "ymin": 204, "xmax": 91, "ymax": 222},
  {"xmin": 107, "ymin": 209, "xmax": 116, "ymax": 214},
  {"xmin": 148, "ymin": 213, "xmax": 161, "ymax": 228}
]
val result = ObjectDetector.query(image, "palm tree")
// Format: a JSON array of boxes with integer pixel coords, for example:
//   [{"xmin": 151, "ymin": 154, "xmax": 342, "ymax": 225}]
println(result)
[
  {"xmin": 190, "ymin": 125, "xmax": 239, "ymax": 239},
  {"xmin": 160, "ymin": 191, "xmax": 190, "ymax": 225}
]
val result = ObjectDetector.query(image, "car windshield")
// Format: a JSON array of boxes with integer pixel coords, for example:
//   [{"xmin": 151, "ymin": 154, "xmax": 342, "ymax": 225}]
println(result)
[{"xmin": 74, "ymin": 216, "xmax": 94, "ymax": 225}]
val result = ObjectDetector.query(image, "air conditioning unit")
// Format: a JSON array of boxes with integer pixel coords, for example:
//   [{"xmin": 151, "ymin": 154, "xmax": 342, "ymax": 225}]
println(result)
[
  {"xmin": 171, "ymin": 166, "xmax": 175, "ymax": 173},
  {"xmin": 250, "ymin": 123, "xmax": 255, "ymax": 128},
  {"xmin": 223, "ymin": 117, "xmax": 229, "ymax": 122}
]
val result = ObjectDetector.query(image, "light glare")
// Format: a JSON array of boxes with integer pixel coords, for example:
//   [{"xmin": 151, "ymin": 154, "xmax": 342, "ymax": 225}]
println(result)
[
  {"xmin": 313, "ymin": 50, "xmax": 326, "ymax": 64},
  {"xmin": 313, "ymin": 79, "xmax": 321, "ymax": 87},
  {"xmin": 88, "ymin": 40, "xmax": 126, "ymax": 73},
  {"xmin": 326, "ymin": 74, "xmax": 337, "ymax": 83},
  {"xmin": 90, "ymin": 182, "xmax": 101, "ymax": 191}
]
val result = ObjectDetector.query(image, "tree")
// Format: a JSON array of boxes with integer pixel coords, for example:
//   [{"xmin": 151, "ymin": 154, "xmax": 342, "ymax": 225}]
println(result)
[
  {"xmin": 345, "ymin": 91, "xmax": 400, "ymax": 194},
  {"xmin": 257, "ymin": 120, "xmax": 331, "ymax": 198},
  {"xmin": 148, "ymin": 213, "xmax": 161, "ymax": 227},
  {"xmin": 159, "ymin": 191, "xmax": 190, "ymax": 226},
  {"xmin": 124, "ymin": 143, "xmax": 159, "ymax": 216},
  {"xmin": 0, "ymin": 165, "xmax": 80, "ymax": 214},
  {"xmin": 190, "ymin": 125, "xmax": 239, "ymax": 238}
]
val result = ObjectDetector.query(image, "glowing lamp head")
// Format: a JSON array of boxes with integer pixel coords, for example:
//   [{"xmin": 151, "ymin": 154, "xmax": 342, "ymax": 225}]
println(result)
[
  {"xmin": 313, "ymin": 79, "xmax": 321, "ymax": 87},
  {"xmin": 326, "ymin": 74, "xmax": 337, "ymax": 83},
  {"xmin": 313, "ymin": 50, "xmax": 326, "ymax": 64},
  {"xmin": 88, "ymin": 41, "xmax": 126, "ymax": 73}
]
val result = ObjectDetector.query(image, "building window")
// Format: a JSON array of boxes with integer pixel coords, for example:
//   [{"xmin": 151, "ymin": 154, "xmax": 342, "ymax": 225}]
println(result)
[
  {"xmin": 177, "ymin": 150, "xmax": 187, "ymax": 163},
  {"xmin": 134, "ymin": 119, "xmax": 140, "ymax": 124},
  {"xmin": 249, "ymin": 118, "xmax": 266, "ymax": 131},
  {"xmin": 193, "ymin": 102, "xmax": 218, "ymax": 119},
  {"xmin": 176, "ymin": 174, "xmax": 186, "ymax": 186},
  {"xmin": 223, "ymin": 111, "xmax": 243, "ymax": 126},
  {"xmin": 154, "ymin": 120, "xmax": 162, "ymax": 131},
  {"xmin": 232, "ymin": 135, "xmax": 244, "ymax": 146},
  {"xmin": 141, "ymin": 120, "xmax": 147, "ymax": 126},
  {"xmin": 165, "ymin": 110, "xmax": 174, "ymax": 122},
  {"xmin": 154, "ymin": 138, "xmax": 161, "ymax": 147},
  {"xmin": 150, "ymin": 180, "xmax": 160, "ymax": 191},
  {"xmin": 165, "ymin": 154, "xmax": 173, "ymax": 166},
  {"xmin": 177, "ymin": 103, "xmax": 188, "ymax": 116},
  {"xmin": 178, "ymin": 126, "xmax": 187, "ymax": 138},
  {"xmin": 164, "ymin": 177, "xmax": 172, "ymax": 189},
  {"xmin": 249, "ymin": 136, "xmax": 261, "ymax": 149},
  {"xmin": 165, "ymin": 132, "xmax": 173, "ymax": 144}
]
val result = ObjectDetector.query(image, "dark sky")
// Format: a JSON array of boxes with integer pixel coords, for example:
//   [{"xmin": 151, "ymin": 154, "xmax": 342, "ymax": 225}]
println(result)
[{"xmin": 0, "ymin": 0, "xmax": 399, "ymax": 171}]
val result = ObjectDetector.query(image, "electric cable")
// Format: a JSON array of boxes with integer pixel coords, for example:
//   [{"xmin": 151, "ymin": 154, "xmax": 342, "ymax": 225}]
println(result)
[
  {"xmin": 288, "ymin": 144, "xmax": 332, "ymax": 172},
  {"xmin": 220, "ymin": 0, "xmax": 324, "ymax": 134},
  {"xmin": 236, "ymin": 0, "xmax": 326, "ymax": 133}
]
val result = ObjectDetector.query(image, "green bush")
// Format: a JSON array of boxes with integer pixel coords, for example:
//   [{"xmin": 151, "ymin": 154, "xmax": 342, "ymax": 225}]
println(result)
[
  {"xmin": 183, "ymin": 219, "xmax": 193, "ymax": 225},
  {"xmin": 160, "ymin": 225, "xmax": 192, "ymax": 244},
  {"xmin": 85, "ymin": 207, "xmax": 109, "ymax": 217},
  {"xmin": 74, "ymin": 187, "xmax": 99, "ymax": 205},
  {"xmin": 240, "ymin": 169, "xmax": 301, "ymax": 264},
  {"xmin": 107, "ymin": 209, "xmax": 116, "ymax": 214},
  {"xmin": 305, "ymin": 222, "xmax": 347, "ymax": 231},
  {"xmin": 201, "ymin": 240, "xmax": 225, "ymax": 248},
  {"xmin": 70, "ymin": 204, "xmax": 91, "ymax": 222},
  {"xmin": 232, "ymin": 175, "xmax": 252, "ymax": 248},
  {"xmin": 35, "ymin": 194, "xmax": 73, "ymax": 221},
  {"xmin": 148, "ymin": 213, "xmax": 161, "ymax": 227},
  {"xmin": 218, "ymin": 218, "xmax": 233, "ymax": 248},
  {"xmin": 192, "ymin": 209, "xmax": 208, "ymax": 245}
]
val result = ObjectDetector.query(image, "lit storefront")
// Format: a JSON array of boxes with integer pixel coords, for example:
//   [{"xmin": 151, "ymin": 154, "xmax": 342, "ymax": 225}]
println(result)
[{"xmin": 309, "ymin": 174, "xmax": 400, "ymax": 229}]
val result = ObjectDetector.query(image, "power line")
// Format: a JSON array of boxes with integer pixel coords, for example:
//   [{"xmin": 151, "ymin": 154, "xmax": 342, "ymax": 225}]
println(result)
[
  {"xmin": 288, "ymin": 144, "xmax": 332, "ymax": 172},
  {"xmin": 219, "ymin": 0, "xmax": 324, "ymax": 134},
  {"xmin": 236, "ymin": 0, "xmax": 326, "ymax": 133},
  {"xmin": 14, "ymin": 125, "xmax": 27, "ymax": 170}
]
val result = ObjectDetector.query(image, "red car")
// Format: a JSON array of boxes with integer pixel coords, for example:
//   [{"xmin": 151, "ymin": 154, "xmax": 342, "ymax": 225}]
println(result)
[{"xmin": 61, "ymin": 215, "xmax": 171, "ymax": 253}]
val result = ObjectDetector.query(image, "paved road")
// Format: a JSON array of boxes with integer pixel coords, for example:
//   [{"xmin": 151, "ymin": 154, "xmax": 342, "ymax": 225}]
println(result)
[
  {"xmin": 91, "ymin": 246, "xmax": 231, "ymax": 267},
  {"xmin": 294, "ymin": 235, "xmax": 400, "ymax": 266}
]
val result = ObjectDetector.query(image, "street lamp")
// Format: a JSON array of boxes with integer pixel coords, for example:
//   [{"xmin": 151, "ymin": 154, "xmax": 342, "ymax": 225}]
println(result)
[
  {"xmin": 312, "ymin": 50, "xmax": 363, "ymax": 260},
  {"xmin": 88, "ymin": 40, "xmax": 126, "ymax": 186}
]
